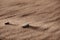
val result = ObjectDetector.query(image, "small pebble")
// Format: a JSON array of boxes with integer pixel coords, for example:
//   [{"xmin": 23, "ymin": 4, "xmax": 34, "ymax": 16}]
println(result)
[
  {"xmin": 5, "ymin": 22, "xmax": 10, "ymax": 25},
  {"xmin": 22, "ymin": 23, "xmax": 30, "ymax": 28}
]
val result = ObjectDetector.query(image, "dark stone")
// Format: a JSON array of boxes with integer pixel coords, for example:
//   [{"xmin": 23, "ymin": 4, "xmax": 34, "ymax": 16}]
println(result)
[
  {"xmin": 5, "ymin": 22, "xmax": 10, "ymax": 25},
  {"xmin": 22, "ymin": 24, "xmax": 30, "ymax": 28}
]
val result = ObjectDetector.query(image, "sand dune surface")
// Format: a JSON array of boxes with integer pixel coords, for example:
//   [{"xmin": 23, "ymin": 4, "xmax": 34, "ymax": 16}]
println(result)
[{"xmin": 0, "ymin": 0, "xmax": 60, "ymax": 40}]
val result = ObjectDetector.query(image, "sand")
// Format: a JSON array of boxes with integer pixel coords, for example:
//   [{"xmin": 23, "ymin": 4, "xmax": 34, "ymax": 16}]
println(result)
[{"xmin": 0, "ymin": 0, "xmax": 60, "ymax": 40}]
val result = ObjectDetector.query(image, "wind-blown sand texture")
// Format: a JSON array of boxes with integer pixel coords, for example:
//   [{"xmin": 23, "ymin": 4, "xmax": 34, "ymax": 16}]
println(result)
[{"xmin": 0, "ymin": 0, "xmax": 60, "ymax": 40}]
